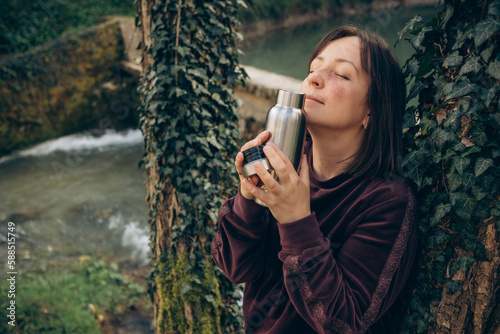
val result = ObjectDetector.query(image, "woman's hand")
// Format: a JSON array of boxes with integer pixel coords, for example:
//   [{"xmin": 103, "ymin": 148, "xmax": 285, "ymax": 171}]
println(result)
[
  {"xmin": 241, "ymin": 142, "xmax": 311, "ymax": 224},
  {"xmin": 235, "ymin": 130, "xmax": 271, "ymax": 200}
]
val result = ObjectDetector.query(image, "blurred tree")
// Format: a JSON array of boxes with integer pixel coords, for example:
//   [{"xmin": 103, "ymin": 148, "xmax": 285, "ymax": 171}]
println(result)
[{"xmin": 138, "ymin": 0, "xmax": 246, "ymax": 333}]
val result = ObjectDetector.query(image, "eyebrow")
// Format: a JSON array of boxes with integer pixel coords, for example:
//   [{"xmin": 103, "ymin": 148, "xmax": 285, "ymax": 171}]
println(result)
[{"xmin": 313, "ymin": 56, "xmax": 360, "ymax": 73}]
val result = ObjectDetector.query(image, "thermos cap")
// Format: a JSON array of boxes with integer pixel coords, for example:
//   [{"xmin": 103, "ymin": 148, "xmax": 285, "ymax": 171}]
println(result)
[
  {"xmin": 276, "ymin": 89, "xmax": 305, "ymax": 109},
  {"xmin": 241, "ymin": 145, "xmax": 272, "ymax": 178}
]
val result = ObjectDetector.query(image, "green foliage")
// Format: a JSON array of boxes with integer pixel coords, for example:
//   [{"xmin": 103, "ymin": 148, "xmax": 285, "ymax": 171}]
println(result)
[
  {"xmin": 0, "ymin": 20, "xmax": 134, "ymax": 156},
  {"xmin": 0, "ymin": 0, "xmax": 135, "ymax": 55},
  {"xmin": 0, "ymin": 258, "xmax": 145, "ymax": 333},
  {"xmin": 139, "ymin": 0, "xmax": 245, "ymax": 332},
  {"xmin": 399, "ymin": 0, "xmax": 499, "ymax": 332}
]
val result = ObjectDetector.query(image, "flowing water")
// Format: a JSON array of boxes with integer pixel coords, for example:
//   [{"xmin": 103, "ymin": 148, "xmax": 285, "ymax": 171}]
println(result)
[
  {"xmin": 0, "ymin": 4, "xmax": 439, "ymax": 270},
  {"xmin": 0, "ymin": 130, "xmax": 149, "ymax": 267}
]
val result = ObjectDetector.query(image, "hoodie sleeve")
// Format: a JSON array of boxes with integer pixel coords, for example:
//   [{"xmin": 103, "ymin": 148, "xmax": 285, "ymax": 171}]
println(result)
[{"xmin": 211, "ymin": 189, "xmax": 270, "ymax": 284}]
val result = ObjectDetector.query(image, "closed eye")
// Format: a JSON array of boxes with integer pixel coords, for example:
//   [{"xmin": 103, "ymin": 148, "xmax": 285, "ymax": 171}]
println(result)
[{"xmin": 336, "ymin": 73, "xmax": 349, "ymax": 80}]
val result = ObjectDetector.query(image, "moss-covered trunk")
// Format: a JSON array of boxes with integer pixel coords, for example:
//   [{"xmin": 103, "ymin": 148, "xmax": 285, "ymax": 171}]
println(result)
[{"xmin": 138, "ymin": 0, "xmax": 245, "ymax": 332}]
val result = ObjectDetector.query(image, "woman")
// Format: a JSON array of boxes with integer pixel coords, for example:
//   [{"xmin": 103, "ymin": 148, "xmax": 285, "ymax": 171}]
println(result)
[{"xmin": 211, "ymin": 26, "xmax": 418, "ymax": 334}]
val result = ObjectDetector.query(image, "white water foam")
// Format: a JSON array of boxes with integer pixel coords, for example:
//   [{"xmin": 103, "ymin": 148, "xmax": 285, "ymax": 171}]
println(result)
[
  {"xmin": 0, "ymin": 129, "xmax": 143, "ymax": 164},
  {"xmin": 122, "ymin": 221, "xmax": 150, "ymax": 264}
]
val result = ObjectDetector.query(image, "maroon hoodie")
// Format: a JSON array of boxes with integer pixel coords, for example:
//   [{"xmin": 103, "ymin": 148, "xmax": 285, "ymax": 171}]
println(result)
[{"xmin": 212, "ymin": 144, "xmax": 419, "ymax": 334}]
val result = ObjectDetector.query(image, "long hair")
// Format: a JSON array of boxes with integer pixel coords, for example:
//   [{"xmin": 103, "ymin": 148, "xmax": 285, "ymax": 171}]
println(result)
[{"xmin": 308, "ymin": 26, "xmax": 406, "ymax": 179}]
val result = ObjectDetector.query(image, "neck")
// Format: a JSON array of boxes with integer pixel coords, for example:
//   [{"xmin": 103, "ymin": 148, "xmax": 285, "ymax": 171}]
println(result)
[{"xmin": 309, "ymin": 127, "xmax": 364, "ymax": 181}]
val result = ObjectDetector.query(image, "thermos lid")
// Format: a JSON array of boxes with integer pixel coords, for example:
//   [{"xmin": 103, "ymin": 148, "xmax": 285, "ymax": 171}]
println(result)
[
  {"xmin": 276, "ymin": 89, "xmax": 304, "ymax": 109},
  {"xmin": 242, "ymin": 145, "xmax": 266, "ymax": 165},
  {"xmin": 241, "ymin": 145, "xmax": 272, "ymax": 178}
]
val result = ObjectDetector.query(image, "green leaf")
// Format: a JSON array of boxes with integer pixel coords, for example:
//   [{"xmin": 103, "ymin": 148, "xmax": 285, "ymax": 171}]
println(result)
[
  {"xmin": 475, "ymin": 157, "xmax": 494, "ymax": 176},
  {"xmin": 431, "ymin": 203, "xmax": 452, "ymax": 226},
  {"xmin": 181, "ymin": 284, "xmax": 192, "ymax": 294},
  {"xmin": 450, "ymin": 192, "xmax": 476, "ymax": 220},
  {"xmin": 486, "ymin": 61, "xmax": 500, "ymax": 80},
  {"xmin": 461, "ymin": 172, "xmax": 476, "ymax": 191},
  {"xmin": 458, "ymin": 56, "xmax": 482, "ymax": 77},
  {"xmin": 481, "ymin": 45, "xmax": 495, "ymax": 62},
  {"xmin": 452, "ymin": 155, "xmax": 471, "ymax": 176},
  {"xmin": 447, "ymin": 172, "xmax": 462, "ymax": 191},
  {"xmin": 433, "ymin": 128, "xmax": 456, "ymax": 148},
  {"xmin": 469, "ymin": 124, "xmax": 487, "ymax": 146},
  {"xmin": 441, "ymin": 5, "xmax": 454, "ymax": 29},
  {"xmin": 474, "ymin": 16, "xmax": 500, "ymax": 47},
  {"xmin": 398, "ymin": 14, "xmax": 423, "ymax": 39},
  {"xmin": 446, "ymin": 80, "xmax": 478, "ymax": 100},
  {"xmin": 471, "ymin": 185, "xmax": 487, "ymax": 201},
  {"xmin": 443, "ymin": 51, "xmax": 463, "ymax": 67},
  {"xmin": 458, "ymin": 255, "xmax": 474, "ymax": 271}
]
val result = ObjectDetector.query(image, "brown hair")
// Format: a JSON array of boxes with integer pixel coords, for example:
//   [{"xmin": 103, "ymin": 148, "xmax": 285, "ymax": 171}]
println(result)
[{"xmin": 308, "ymin": 26, "xmax": 406, "ymax": 179}]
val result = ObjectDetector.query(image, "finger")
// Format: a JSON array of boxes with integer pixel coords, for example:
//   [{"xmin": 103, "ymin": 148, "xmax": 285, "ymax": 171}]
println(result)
[
  {"xmin": 235, "ymin": 152, "xmax": 245, "ymax": 180},
  {"xmin": 263, "ymin": 143, "xmax": 294, "ymax": 180},
  {"xmin": 242, "ymin": 178, "xmax": 270, "ymax": 203},
  {"xmin": 267, "ymin": 142, "xmax": 294, "ymax": 168},
  {"xmin": 254, "ymin": 160, "xmax": 279, "ymax": 192},
  {"xmin": 298, "ymin": 154, "xmax": 309, "ymax": 185},
  {"xmin": 240, "ymin": 130, "xmax": 271, "ymax": 152}
]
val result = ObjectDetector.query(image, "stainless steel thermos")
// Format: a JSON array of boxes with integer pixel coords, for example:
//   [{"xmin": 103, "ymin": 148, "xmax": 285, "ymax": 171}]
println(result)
[{"xmin": 241, "ymin": 89, "xmax": 307, "ymax": 206}]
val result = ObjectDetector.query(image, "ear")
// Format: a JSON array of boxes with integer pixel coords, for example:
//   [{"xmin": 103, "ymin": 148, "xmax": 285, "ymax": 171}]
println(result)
[{"xmin": 362, "ymin": 113, "xmax": 371, "ymax": 130}]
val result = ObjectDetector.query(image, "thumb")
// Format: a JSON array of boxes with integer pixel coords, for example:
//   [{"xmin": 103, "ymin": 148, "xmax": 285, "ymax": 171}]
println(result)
[{"xmin": 298, "ymin": 154, "xmax": 309, "ymax": 185}]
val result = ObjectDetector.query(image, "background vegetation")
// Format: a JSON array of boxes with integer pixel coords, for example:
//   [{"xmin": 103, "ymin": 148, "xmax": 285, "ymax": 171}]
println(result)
[
  {"xmin": 0, "ymin": 20, "xmax": 137, "ymax": 157},
  {"xmin": 0, "ymin": 0, "xmax": 135, "ymax": 56},
  {"xmin": 0, "ymin": 258, "xmax": 145, "ymax": 333}
]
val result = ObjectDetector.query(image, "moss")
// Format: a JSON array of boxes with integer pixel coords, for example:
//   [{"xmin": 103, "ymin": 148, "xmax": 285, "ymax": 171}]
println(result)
[
  {"xmin": 0, "ymin": 19, "xmax": 136, "ymax": 157},
  {"xmin": 156, "ymin": 252, "xmax": 222, "ymax": 334}
]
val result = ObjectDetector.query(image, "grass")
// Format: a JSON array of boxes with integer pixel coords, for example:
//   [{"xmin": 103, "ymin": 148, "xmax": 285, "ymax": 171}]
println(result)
[{"xmin": 0, "ymin": 257, "xmax": 147, "ymax": 333}]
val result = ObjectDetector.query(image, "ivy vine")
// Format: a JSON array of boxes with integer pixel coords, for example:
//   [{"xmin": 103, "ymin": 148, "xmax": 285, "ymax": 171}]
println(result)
[
  {"xmin": 399, "ymin": 0, "xmax": 499, "ymax": 332},
  {"xmin": 138, "ymin": 0, "xmax": 247, "ymax": 332}
]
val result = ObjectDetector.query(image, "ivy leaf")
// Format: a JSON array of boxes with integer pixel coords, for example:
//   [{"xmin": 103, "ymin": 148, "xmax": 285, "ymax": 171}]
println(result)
[
  {"xmin": 481, "ymin": 45, "xmax": 495, "ymax": 63},
  {"xmin": 398, "ymin": 15, "xmax": 423, "ymax": 39},
  {"xmin": 458, "ymin": 56, "xmax": 482, "ymax": 77},
  {"xmin": 486, "ymin": 60, "xmax": 500, "ymax": 80},
  {"xmin": 441, "ymin": 5, "xmax": 454, "ymax": 29},
  {"xmin": 475, "ymin": 157, "xmax": 494, "ymax": 176},
  {"xmin": 450, "ymin": 192, "xmax": 476, "ymax": 220},
  {"xmin": 469, "ymin": 123, "xmax": 488, "ymax": 146},
  {"xmin": 446, "ymin": 80, "xmax": 478, "ymax": 100},
  {"xmin": 433, "ymin": 128, "xmax": 456, "ymax": 148},
  {"xmin": 431, "ymin": 203, "xmax": 452, "ymax": 226},
  {"xmin": 452, "ymin": 155, "xmax": 471, "ymax": 176},
  {"xmin": 443, "ymin": 51, "xmax": 463, "ymax": 67},
  {"xmin": 458, "ymin": 255, "xmax": 475, "ymax": 272},
  {"xmin": 474, "ymin": 16, "xmax": 500, "ymax": 47},
  {"xmin": 181, "ymin": 284, "xmax": 192, "ymax": 295},
  {"xmin": 447, "ymin": 172, "xmax": 462, "ymax": 191},
  {"xmin": 461, "ymin": 172, "xmax": 476, "ymax": 191},
  {"xmin": 471, "ymin": 185, "xmax": 487, "ymax": 201}
]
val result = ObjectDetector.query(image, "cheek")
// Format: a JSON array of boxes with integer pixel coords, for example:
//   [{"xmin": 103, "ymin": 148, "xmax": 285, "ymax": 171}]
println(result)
[{"xmin": 327, "ymin": 82, "xmax": 346, "ymax": 100}]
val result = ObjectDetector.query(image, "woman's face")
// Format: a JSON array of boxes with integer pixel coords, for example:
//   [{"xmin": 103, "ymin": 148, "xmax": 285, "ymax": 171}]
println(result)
[{"xmin": 300, "ymin": 36, "xmax": 371, "ymax": 136}]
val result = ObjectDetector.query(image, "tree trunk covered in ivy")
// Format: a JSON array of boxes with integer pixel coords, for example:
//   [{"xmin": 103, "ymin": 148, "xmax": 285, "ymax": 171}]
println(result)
[
  {"xmin": 399, "ymin": 0, "xmax": 499, "ymax": 333},
  {"xmin": 137, "ymin": 0, "xmax": 245, "ymax": 333}
]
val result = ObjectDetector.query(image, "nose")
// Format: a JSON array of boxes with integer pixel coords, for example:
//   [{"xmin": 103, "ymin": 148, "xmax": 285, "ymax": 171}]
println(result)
[{"xmin": 306, "ymin": 71, "xmax": 323, "ymax": 89}]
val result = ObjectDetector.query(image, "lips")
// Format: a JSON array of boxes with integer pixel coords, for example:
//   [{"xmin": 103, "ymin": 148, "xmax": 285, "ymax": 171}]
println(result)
[{"xmin": 305, "ymin": 94, "xmax": 324, "ymax": 105}]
